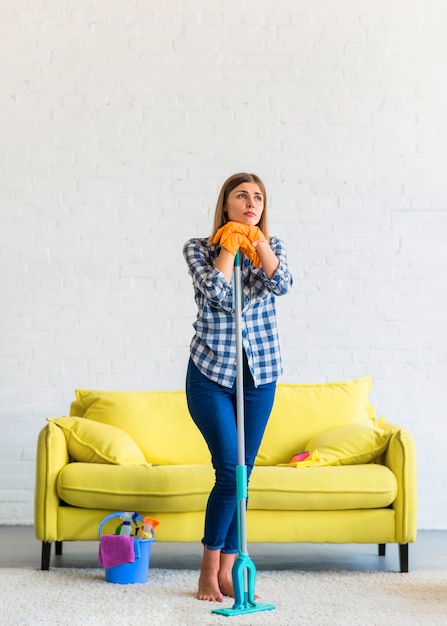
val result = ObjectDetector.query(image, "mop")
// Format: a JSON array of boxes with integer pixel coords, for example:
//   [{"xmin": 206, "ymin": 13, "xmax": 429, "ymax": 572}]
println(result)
[{"xmin": 213, "ymin": 250, "xmax": 275, "ymax": 617}]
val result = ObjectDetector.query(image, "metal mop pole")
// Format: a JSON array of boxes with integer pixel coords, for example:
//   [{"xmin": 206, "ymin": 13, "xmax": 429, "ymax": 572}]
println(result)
[
  {"xmin": 234, "ymin": 250, "xmax": 248, "ymax": 557},
  {"xmin": 213, "ymin": 250, "xmax": 275, "ymax": 617}
]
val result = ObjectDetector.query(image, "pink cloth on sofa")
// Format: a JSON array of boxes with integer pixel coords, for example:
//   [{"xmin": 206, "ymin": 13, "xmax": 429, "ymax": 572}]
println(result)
[{"xmin": 98, "ymin": 535, "xmax": 136, "ymax": 569}]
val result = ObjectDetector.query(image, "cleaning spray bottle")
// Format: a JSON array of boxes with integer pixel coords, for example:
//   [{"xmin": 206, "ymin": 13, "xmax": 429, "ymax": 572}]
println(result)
[
  {"xmin": 115, "ymin": 512, "xmax": 134, "ymax": 536},
  {"xmin": 137, "ymin": 516, "xmax": 160, "ymax": 540}
]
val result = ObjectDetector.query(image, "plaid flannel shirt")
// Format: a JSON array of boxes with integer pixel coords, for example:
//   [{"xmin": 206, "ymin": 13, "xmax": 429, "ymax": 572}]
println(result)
[{"xmin": 183, "ymin": 235, "xmax": 293, "ymax": 388}]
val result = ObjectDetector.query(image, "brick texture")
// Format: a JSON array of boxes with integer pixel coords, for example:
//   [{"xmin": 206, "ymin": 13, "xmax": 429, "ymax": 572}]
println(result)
[{"xmin": 1, "ymin": 1, "xmax": 446, "ymax": 526}]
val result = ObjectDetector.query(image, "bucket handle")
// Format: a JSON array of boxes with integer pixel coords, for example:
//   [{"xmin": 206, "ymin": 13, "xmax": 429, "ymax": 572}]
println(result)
[{"xmin": 98, "ymin": 512, "xmax": 144, "ymax": 539}]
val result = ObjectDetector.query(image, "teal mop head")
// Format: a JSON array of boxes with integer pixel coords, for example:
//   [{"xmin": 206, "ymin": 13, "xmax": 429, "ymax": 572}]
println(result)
[{"xmin": 212, "ymin": 552, "xmax": 275, "ymax": 617}]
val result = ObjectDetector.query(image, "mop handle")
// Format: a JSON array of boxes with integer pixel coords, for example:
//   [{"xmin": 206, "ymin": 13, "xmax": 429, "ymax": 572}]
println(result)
[
  {"xmin": 234, "ymin": 250, "xmax": 249, "ymax": 556},
  {"xmin": 233, "ymin": 250, "xmax": 245, "ymax": 467}
]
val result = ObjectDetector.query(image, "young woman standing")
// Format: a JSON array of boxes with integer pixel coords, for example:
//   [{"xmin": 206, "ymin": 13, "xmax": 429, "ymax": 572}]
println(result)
[{"xmin": 183, "ymin": 173, "xmax": 293, "ymax": 602}]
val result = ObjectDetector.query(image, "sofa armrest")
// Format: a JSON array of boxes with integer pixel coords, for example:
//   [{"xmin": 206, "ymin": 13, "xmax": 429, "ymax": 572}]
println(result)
[
  {"xmin": 382, "ymin": 424, "xmax": 418, "ymax": 543},
  {"xmin": 34, "ymin": 422, "xmax": 70, "ymax": 542}
]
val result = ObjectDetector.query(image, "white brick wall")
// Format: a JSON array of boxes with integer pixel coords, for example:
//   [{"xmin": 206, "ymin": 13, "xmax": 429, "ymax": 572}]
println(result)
[{"xmin": 1, "ymin": 0, "xmax": 446, "ymax": 528}]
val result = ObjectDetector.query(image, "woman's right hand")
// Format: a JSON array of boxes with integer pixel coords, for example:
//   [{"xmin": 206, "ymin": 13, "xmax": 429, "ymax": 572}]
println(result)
[
  {"xmin": 219, "ymin": 232, "xmax": 261, "ymax": 268},
  {"xmin": 213, "ymin": 221, "xmax": 266, "ymax": 246},
  {"xmin": 214, "ymin": 222, "xmax": 263, "ymax": 269}
]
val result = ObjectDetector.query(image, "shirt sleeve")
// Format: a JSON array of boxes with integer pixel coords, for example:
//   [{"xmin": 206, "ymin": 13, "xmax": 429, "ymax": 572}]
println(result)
[
  {"xmin": 183, "ymin": 238, "xmax": 234, "ymax": 310},
  {"xmin": 263, "ymin": 236, "xmax": 293, "ymax": 296}
]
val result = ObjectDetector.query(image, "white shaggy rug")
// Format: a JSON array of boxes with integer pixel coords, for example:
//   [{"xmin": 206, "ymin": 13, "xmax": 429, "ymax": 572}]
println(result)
[{"xmin": 1, "ymin": 567, "xmax": 446, "ymax": 626}]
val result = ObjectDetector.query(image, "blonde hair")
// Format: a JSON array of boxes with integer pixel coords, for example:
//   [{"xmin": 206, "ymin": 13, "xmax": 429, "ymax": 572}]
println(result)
[{"xmin": 209, "ymin": 172, "xmax": 269, "ymax": 242}]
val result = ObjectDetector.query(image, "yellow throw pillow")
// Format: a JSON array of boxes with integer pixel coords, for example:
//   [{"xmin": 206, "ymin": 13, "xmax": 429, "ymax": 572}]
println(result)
[
  {"xmin": 257, "ymin": 376, "xmax": 376, "ymax": 466},
  {"xmin": 278, "ymin": 421, "xmax": 391, "ymax": 468},
  {"xmin": 47, "ymin": 417, "xmax": 148, "ymax": 465}
]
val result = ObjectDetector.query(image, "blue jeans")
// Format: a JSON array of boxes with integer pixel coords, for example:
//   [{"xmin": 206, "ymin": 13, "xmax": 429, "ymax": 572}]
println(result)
[{"xmin": 186, "ymin": 355, "xmax": 276, "ymax": 554}]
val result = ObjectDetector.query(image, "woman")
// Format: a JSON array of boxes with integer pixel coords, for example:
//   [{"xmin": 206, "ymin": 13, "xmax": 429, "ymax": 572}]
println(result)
[{"xmin": 183, "ymin": 172, "xmax": 293, "ymax": 602}]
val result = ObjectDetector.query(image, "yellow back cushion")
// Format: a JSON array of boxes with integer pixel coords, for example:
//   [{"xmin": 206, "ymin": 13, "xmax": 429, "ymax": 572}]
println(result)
[
  {"xmin": 48, "ymin": 417, "xmax": 147, "ymax": 465},
  {"xmin": 71, "ymin": 390, "xmax": 210, "ymax": 465},
  {"xmin": 256, "ymin": 377, "xmax": 375, "ymax": 466},
  {"xmin": 71, "ymin": 377, "xmax": 375, "ymax": 467}
]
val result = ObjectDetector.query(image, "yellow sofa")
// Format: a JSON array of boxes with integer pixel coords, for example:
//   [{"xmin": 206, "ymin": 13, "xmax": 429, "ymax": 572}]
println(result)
[{"xmin": 34, "ymin": 376, "xmax": 417, "ymax": 572}]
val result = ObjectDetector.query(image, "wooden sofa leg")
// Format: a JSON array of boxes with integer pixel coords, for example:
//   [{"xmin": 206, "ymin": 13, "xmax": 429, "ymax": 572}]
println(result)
[
  {"xmin": 399, "ymin": 543, "xmax": 409, "ymax": 573},
  {"xmin": 41, "ymin": 542, "xmax": 52, "ymax": 570},
  {"xmin": 55, "ymin": 541, "xmax": 63, "ymax": 555},
  {"xmin": 378, "ymin": 544, "xmax": 386, "ymax": 556}
]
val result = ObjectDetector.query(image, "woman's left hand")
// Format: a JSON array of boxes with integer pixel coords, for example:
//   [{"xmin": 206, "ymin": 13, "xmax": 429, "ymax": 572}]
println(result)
[
  {"xmin": 214, "ymin": 221, "xmax": 279, "ymax": 273},
  {"xmin": 214, "ymin": 222, "xmax": 266, "ymax": 246}
]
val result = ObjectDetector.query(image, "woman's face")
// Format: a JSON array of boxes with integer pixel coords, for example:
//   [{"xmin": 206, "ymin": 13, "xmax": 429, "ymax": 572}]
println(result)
[{"xmin": 224, "ymin": 182, "xmax": 264, "ymax": 227}]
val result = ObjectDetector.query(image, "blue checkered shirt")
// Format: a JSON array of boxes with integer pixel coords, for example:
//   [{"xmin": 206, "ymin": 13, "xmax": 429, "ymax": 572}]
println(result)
[{"xmin": 183, "ymin": 236, "xmax": 293, "ymax": 388}]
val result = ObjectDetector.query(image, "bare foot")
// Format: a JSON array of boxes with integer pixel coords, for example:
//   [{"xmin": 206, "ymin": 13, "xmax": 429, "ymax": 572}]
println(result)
[
  {"xmin": 218, "ymin": 570, "xmax": 234, "ymax": 597},
  {"xmin": 218, "ymin": 552, "xmax": 237, "ymax": 597},
  {"xmin": 197, "ymin": 547, "xmax": 223, "ymax": 602},
  {"xmin": 197, "ymin": 571, "xmax": 223, "ymax": 602}
]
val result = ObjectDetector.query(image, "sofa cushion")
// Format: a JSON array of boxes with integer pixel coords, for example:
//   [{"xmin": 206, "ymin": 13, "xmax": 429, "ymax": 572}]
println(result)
[
  {"xmin": 57, "ymin": 463, "xmax": 214, "ymax": 512},
  {"xmin": 249, "ymin": 464, "xmax": 397, "ymax": 511},
  {"xmin": 279, "ymin": 422, "xmax": 391, "ymax": 468},
  {"xmin": 47, "ymin": 417, "xmax": 147, "ymax": 465},
  {"xmin": 256, "ymin": 376, "xmax": 376, "ymax": 466},
  {"xmin": 57, "ymin": 462, "xmax": 396, "ymax": 513},
  {"xmin": 70, "ymin": 390, "xmax": 210, "ymax": 465}
]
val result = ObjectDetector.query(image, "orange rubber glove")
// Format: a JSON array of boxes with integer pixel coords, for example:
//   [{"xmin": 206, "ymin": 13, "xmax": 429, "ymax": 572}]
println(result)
[
  {"xmin": 241, "ymin": 242, "xmax": 261, "ymax": 268},
  {"xmin": 219, "ymin": 232, "xmax": 262, "ymax": 268},
  {"xmin": 250, "ymin": 226, "xmax": 267, "ymax": 244},
  {"xmin": 213, "ymin": 222, "xmax": 264, "ymax": 268},
  {"xmin": 216, "ymin": 231, "xmax": 251, "ymax": 255},
  {"xmin": 213, "ymin": 222, "xmax": 247, "ymax": 245},
  {"xmin": 213, "ymin": 221, "xmax": 266, "ymax": 246}
]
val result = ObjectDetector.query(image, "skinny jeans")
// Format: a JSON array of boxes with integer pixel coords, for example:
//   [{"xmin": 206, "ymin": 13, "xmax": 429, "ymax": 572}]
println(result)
[{"xmin": 186, "ymin": 355, "xmax": 276, "ymax": 554}]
